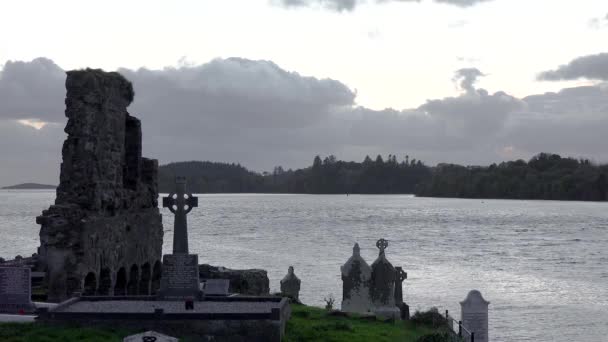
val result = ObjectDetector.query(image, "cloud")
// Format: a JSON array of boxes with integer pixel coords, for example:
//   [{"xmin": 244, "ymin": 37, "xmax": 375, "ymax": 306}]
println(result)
[
  {"xmin": 589, "ymin": 14, "xmax": 608, "ymax": 29},
  {"xmin": 1, "ymin": 57, "xmax": 608, "ymax": 186},
  {"xmin": 452, "ymin": 68, "xmax": 484, "ymax": 93},
  {"xmin": 538, "ymin": 52, "xmax": 608, "ymax": 81},
  {"xmin": 0, "ymin": 58, "xmax": 65, "ymax": 122},
  {"xmin": 274, "ymin": 0, "xmax": 493, "ymax": 12}
]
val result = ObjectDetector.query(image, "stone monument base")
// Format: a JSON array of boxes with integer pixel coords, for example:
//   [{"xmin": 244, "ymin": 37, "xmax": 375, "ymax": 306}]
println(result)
[
  {"xmin": 397, "ymin": 302, "xmax": 410, "ymax": 320},
  {"xmin": 373, "ymin": 306, "xmax": 401, "ymax": 320},
  {"xmin": 38, "ymin": 295, "xmax": 291, "ymax": 342},
  {"xmin": 341, "ymin": 299, "xmax": 372, "ymax": 315},
  {"xmin": 0, "ymin": 302, "xmax": 36, "ymax": 314},
  {"xmin": 158, "ymin": 254, "xmax": 201, "ymax": 300}
]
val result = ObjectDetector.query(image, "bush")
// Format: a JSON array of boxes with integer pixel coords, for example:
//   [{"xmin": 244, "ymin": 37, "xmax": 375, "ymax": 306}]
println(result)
[{"xmin": 411, "ymin": 307, "xmax": 447, "ymax": 328}]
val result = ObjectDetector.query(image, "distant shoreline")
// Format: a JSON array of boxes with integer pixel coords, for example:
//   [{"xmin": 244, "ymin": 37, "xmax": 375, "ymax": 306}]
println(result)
[{"xmin": 1, "ymin": 183, "xmax": 56, "ymax": 190}]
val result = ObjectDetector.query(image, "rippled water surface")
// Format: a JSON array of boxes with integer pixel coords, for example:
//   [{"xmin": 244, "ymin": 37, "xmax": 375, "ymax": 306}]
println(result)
[{"xmin": 1, "ymin": 190, "xmax": 607, "ymax": 341}]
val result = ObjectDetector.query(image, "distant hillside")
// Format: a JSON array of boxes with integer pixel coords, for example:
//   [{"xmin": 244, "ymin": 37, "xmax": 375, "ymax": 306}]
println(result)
[
  {"xmin": 158, "ymin": 161, "xmax": 265, "ymax": 193},
  {"xmin": 159, "ymin": 153, "xmax": 607, "ymax": 200},
  {"xmin": 2, "ymin": 183, "xmax": 56, "ymax": 190},
  {"xmin": 158, "ymin": 154, "xmax": 431, "ymax": 194}
]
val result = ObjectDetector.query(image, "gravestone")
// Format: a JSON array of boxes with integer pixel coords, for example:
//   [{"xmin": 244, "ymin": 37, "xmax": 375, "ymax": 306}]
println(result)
[
  {"xmin": 280, "ymin": 266, "xmax": 301, "ymax": 301},
  {"xmin": 158, "ymin": 177, "xmax": 201, "ymax": 300},
  {"xmin": 0, "ymin": 266, "xmax": 35, "ymax": 313},
  {"xmin": 460, "ymin": 290, "xmax": 490, "ymax": 342},
  {"xmin": 394, "ymin": 266, "xmax": 410, "ymax": 320},
  {"xmin": 369, "ymin": 239, "xmax": 400, "ymax": 319},
  {"xmin": 341, "ymin": 243, "xmax": 372, "ymax": 314},
  {"xmin": 203, "ymin": 279, "xmax": 230, "ymax": 296},
  {"xmin": 123, "ymin": 331, "xmax": 178, "ymax": 342}
]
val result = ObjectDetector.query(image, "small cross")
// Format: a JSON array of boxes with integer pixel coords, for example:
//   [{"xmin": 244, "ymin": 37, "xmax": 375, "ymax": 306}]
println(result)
[
  {"xmin": 397, "ymin": 267, "xmax": 407, "ymax": 282},
  {"xmin": 376, "ymin": 238, "xmax": 389, "ymax": 254}
]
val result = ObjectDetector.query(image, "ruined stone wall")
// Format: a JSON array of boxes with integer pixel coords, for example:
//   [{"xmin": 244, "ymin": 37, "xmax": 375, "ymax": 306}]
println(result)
[{"xmin": 37, "ymin": 69, "xmax": 163, "ymax": 302}]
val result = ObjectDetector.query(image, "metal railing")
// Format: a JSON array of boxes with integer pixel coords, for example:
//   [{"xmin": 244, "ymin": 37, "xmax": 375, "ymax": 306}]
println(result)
[{"xmin": 445, "ymin": 310, "xmax": 475, "ymax": 342}]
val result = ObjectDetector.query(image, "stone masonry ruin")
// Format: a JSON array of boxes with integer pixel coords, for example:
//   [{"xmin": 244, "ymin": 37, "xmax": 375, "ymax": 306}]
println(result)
[{"xmin": 36, "ymin": 69, "xmax": 164, "ymax": 302}]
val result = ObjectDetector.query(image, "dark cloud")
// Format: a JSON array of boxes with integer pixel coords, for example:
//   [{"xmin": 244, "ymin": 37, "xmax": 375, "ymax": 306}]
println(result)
[
  {"xmin": 0, "ymin": 58, "xmax": 65, "ymax": 122},
  {"xmin": 1, "ymin": 57, "xmax": 608, "ymax": 186},
  {"xmin": 453, "ymin": 68, "xmax": 484, "ymax": 93},
  {"xmin": 274, "ymin": 0, "xmax": 493, "ymax": 12},
  {"xmin": 538, "ymin": 53, "xmax": 608, "ymax": 81}
]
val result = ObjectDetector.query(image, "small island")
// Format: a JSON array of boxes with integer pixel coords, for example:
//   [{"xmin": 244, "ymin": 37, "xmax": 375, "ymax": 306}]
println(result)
[{"xmin": 1, "ymin": 183, "xmax": 56, "ymax": 190}]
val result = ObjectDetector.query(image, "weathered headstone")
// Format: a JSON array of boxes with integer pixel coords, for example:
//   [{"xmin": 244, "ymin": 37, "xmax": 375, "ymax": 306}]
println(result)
[
  {"xmin": 369, "ymin": 239, "xmax": 400, "ymax": 319},
  {"xmin": 341, "ymin": 243, "xmax": 372, "ymax": 314},
  {"xmin": 394, "ymin": 266, "xmax": 409, "ymax": 320},
  {"xmin": 0, "ymin": 267, "xmax": 35, "ymax": 313},
  {"xmin": 158, "ymin": 177, "xmax": 201, "ymax": 300},
  {"xmin": 460, "ymin": 290, "xmax": 490, "ymax": 342},
  {"xmin": 123, "ymin": 331, "xmax": 178, "ymax": 342},
  {"xmin": 203, "ymin": 279, "xmax": 230, "ymax": 296},
  {"xmin": 280, "ymin": 266, "xmax": 301, "ymax": 301}
]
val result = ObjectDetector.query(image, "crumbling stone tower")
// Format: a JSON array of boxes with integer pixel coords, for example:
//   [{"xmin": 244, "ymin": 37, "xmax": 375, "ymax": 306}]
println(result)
[{"xmin": 37, "ymin": 69, "xmax": 164, "ymax": 302}]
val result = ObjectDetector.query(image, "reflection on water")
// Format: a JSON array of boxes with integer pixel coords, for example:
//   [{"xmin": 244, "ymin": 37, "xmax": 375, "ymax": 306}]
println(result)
[{"xmin": 1, "ymin": 190, "xmax": 607, "ymax": 341}]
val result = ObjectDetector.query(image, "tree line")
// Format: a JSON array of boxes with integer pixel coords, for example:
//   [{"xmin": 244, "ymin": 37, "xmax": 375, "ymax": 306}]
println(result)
[
  {"xmin": 158, "ymin": 153, "xmax": 607, "ymax": 201},
  {"xmin": 415, "ymin": 153, "xmax": 607, "ymax": 201}
]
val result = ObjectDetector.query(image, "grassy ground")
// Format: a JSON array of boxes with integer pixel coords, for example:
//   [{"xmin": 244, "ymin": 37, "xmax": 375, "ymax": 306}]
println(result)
[
  {"xmin": 0, "ymin": 304, "xmax": 443, "ymax": 341},
  {"xmin": 285, "ymin": 304, "xmax": 437, "ymax": 342},
  {"xmin": 0, "ymin": 323, "xmax": 130, "ymax": 342}
]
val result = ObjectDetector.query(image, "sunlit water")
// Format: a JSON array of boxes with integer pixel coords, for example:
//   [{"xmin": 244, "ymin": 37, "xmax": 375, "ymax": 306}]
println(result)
[{"xmin": 1, "ymin": 190, "xmax": 607, "ymax": 341}]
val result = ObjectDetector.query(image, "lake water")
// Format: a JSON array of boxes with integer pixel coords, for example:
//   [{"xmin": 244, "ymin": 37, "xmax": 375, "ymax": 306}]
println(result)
[{"xmin": 1, "ymin": 190, "xmax": 607, "ymax": 341}]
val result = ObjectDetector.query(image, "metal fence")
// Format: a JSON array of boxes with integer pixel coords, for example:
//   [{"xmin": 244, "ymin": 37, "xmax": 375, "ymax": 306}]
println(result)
[{"xmin": 445, "ymin": 310, "xmax": 475, "ymax": 342}]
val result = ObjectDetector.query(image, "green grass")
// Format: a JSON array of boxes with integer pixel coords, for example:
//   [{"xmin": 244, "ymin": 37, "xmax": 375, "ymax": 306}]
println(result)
[
  {"xmin": 0, "ymin": 323, "xmax": 132, "ymax": 342},
  {"xmin": 284, "ymin": 304, "xmax": 439, "ymax": 342},
  {"xmin": 0, "ymin": 305, "xmax": 445, "ymax": 341}
]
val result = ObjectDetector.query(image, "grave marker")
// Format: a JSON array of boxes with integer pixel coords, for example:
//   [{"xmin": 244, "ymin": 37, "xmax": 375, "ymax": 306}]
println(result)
[
  {"xmin": 0, "ymin": 266, "xmax": 35, "ymax": 313},
  {"xmin": 460, "ymin": 290, "xmax": 490, "ymax": 342},
  {"xmin": 203, "ymin": 279, "xmax": 230, "ymax": 296},
  {"xmin": 280, "ymin": 266, "xmax": 301, "ymax": 301},
  {"xmin": 158, "ymin": 177, "xmax": 201, "ymax": 300},
  {"xmin": 341, "ymin": 243, "xmax": 372, "ymax": 314},
  {"xmin": 369, "ymin": 239, "xmax": 400, "ymax": 319},
  {"xmin": 123, "ymin": 331, "xmax": 179, "ymax": 342}
]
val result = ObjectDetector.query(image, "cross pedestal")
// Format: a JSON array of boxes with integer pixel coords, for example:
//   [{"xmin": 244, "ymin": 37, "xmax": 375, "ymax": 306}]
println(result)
[{"xmin": 158, "ymin": 177, "xmax": 202, "ymax": 300}]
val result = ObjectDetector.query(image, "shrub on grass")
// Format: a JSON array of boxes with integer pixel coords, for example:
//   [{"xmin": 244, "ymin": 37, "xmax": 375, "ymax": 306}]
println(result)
[{"xmin": 411, "ymin": 307, "xmax": 447, "ymax": 328}]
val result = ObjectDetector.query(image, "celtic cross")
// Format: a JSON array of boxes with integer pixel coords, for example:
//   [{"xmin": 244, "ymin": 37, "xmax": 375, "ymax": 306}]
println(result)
[
  {"xmin": 163, "ymin": 176, "xmax": 198, "ymax": 254},
  {"xmin": 396, "ymin": 266, "xmax": 407, "ymax": 282},
  {"xmin": 376, "ymin": 238, "xmax": 388, "ymax": 256}
]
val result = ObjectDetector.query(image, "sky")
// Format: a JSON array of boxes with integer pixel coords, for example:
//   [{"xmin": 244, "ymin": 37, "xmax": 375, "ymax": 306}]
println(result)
[{"xmin": 1, "ymin": 0, "xmax": 607, "ymax": 185}]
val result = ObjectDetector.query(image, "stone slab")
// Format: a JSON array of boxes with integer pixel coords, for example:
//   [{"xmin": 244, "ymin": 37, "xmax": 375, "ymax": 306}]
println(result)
[
  {"xmin": 123, "ymin": 330, "xmax": 178, "ymax": 342},
  {"xmin": 203, "ymin": 279, "xmax": 230, "ymax": 296},
  {"xmin": 0, "ymin": 267, "xmax": 35, "ymax": 313},
  {"xmin": 158, "ymin": 254, "xmax": 200, "ymax": 300},
  {"xmin": 54, "ymin": 300, "xmax": 284, "ymax": 314},
  {"xmin": 0, "ymin": 314, "xmax": 36, "ymax": 323},
  {"xmin": 460, "ymin": 290, "xmax": 489, "ymax": 342}
]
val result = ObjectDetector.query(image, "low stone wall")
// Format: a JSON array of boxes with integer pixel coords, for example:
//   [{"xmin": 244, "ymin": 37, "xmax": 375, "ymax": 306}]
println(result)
[
  {"xmin": 199, "ymin": 264, "xmax": 270, "ymax": 296},
  {"xmin": 37, "ymin": 296, "xmax": 290, "ymax": 342}
]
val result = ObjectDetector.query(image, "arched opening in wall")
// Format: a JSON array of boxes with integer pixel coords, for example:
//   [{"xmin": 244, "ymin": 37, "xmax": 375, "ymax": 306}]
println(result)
[
  {"xmin": 127, "ymin": 264, "xmax": 139, "ymax": 295},
  {"xmin": 151, "ymin": 261, "xmax": 162, "ymax": 295},
  {"xmin": 83, "ymin": 272, "xmax": 96, "ymax": 296},
  {"xmin": 98, "ymin": 268, "xmax": 112, "ymax": 295},
  {"xmin": 139, "ymin": 263, "xmax": 151, "ymax": 295},
  {"xmin": 114, "ymin": 267, "xmax": 127, "ymax": 296}
]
